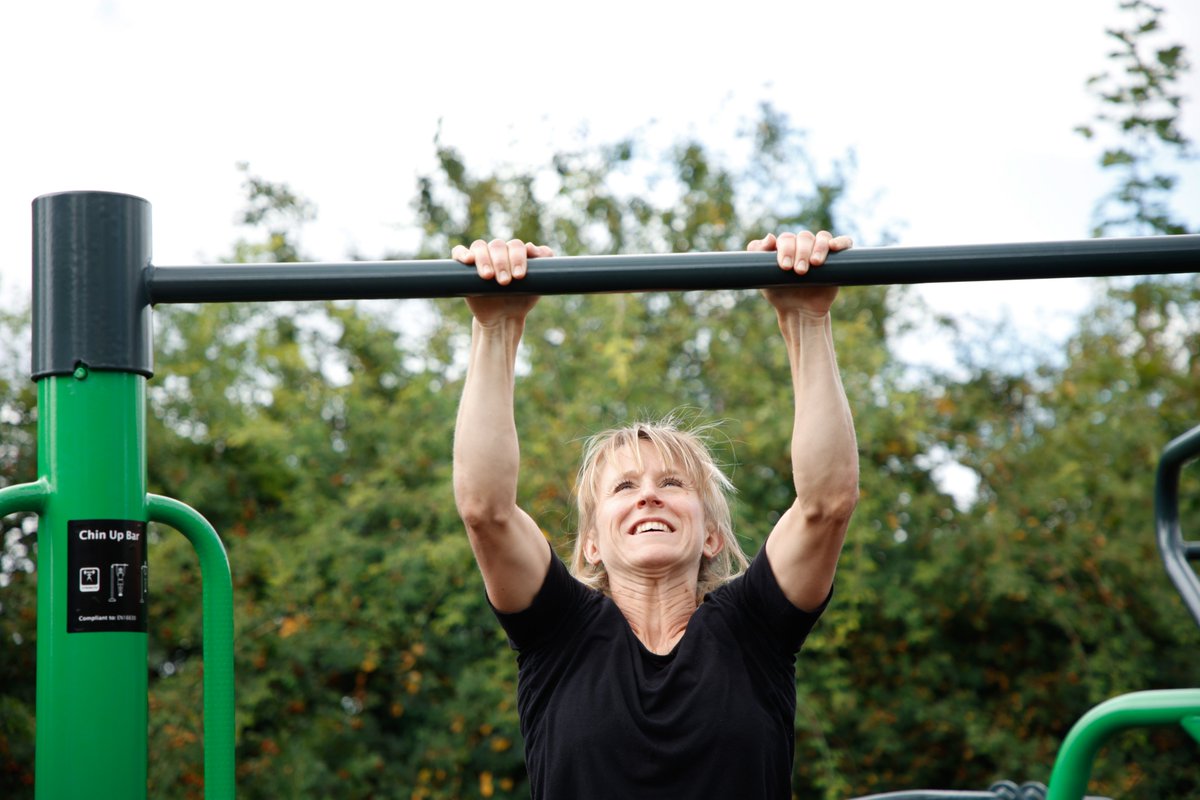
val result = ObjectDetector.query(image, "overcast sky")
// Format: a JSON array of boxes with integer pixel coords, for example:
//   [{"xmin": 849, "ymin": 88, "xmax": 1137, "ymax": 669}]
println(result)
[{"xmin": 2, "ymin": 0, "xmax": 1197, "ymax": 359}]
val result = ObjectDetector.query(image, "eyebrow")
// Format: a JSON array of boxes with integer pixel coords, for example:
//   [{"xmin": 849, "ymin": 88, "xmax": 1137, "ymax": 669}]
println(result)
[{"xmin": 612, "ymin": 466, "xmax": 686, "ymax": 481}]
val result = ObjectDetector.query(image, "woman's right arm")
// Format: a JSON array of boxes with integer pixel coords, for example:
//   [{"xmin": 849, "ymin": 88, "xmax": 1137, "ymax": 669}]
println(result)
[{"xmin": 452, "ymin": 238, "xmax": 553, "ymax": 613}]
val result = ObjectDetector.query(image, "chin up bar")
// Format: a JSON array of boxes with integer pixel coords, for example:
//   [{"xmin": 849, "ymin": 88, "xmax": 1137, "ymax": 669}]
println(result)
[{"xmin": 15, "ymin": 190, "xmax": 1200, "ymax": 800}]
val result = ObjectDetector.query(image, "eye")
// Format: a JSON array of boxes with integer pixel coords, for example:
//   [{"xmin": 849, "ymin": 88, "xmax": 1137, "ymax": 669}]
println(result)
[
  {"xmin": 662, "ymin": 476, "xmax": 685, "ymax": 488},
  {"xmin": 613, "ymin": 480, "xmax": 635, "ymax": 492}
]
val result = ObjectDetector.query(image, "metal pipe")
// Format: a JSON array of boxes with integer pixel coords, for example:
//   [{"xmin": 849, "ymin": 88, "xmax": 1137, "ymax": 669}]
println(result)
[
  {"xmin": 145, "ymin": 235, "xmax": 1200, "ymax": 305},
  {"xmin": 1046, "ymin": 689, "xmax": 1200, "ymax": 800},
  {"xmin": 0, "ymin": 479, "xmax": 50, "ymax": 518},
  {"xmin": 1155, "ymin": 424, "xmax": 1200, "ymax": 628},
  {"xmin": 147, "ymin": 494, "xmax": 235, "ymax": 800},
  {"xmin": 36, "ymin": 370, "xmax": 150, "ymax": 799},
  {"xmin": 32, "ymin": 189, "xmax": 156, "ymax": 799}
]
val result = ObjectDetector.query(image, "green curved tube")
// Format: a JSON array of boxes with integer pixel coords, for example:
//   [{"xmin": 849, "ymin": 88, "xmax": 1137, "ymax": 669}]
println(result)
[
  {"xmin": 148, "ymin": 494, "xmax": 235, "ymax": 800},
  {"xmin": 0, "ymin": 479, "xmax": 50, "ymax": 516},
  {"xmin": 1046, "ymin": 688, "xmax": 1200, "ymax": 800}
]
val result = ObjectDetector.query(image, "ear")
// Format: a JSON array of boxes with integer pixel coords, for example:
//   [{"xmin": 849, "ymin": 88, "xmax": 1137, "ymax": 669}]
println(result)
[
  {"xmin": 582, "ymin": 531, "xmax": 602, "ymax": 566},
  {"xmin": 702, "ymin": 522, "xmax": 725, "ymax": 560}
]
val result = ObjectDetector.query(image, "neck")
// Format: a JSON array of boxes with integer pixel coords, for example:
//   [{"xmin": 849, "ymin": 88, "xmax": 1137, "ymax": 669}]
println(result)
[{"xmin": 607, "ymin": 571, "xmax": 699, "ymax": 655}]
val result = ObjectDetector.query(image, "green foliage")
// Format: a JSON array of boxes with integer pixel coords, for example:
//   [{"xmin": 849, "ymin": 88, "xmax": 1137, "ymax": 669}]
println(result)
[
  {"xmin": 229, "ymin": 162, "xmax": 317, "ymax": 263},
  {"xmin": 1077, "ymin": 0, "xmax": 1195, "ymax": 235},
  {"xmin": 414, "ymin": 102, "xmax": 861, "ymax": 259},
  {"xmin": 0, "ymin": 303, "xmax": 37, "ymax": 793},
  {"xmin": 917, "ymin": 277, "xmax": 1200, "ymax": 797}
]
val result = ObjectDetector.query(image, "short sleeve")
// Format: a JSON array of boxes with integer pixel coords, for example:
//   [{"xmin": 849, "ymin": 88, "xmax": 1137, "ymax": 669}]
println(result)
[
  {"xmin": 489, "ymin": 548, "xmax": 599, "ymax": 652},
  {"xmin": 709, "ymin": 546, "xmax": 832, "ymax": 655}
]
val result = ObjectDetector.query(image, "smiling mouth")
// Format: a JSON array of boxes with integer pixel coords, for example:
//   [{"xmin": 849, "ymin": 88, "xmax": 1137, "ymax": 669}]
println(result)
[{"xmin": 631, "ymin": 520, "xmax": 673, "ymax": 535}]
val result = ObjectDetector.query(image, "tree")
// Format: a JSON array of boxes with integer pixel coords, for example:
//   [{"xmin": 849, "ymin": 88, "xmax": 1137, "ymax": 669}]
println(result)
[
  {"xmin": 0, "ymin": 304, "xmax": 37, "ymax": 793},
  {"xmin": 1077, "ymin": 0, "xmax": 1196, "ymax": 236}
]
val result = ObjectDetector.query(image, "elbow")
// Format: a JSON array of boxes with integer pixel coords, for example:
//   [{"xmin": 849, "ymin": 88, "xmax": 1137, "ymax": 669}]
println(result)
[
  {"xmin": 795, "ymin": 484, "xmax": 859, "ymax": 529},
  {"xmin": 454, "ymin": 490, "xmax": 517, "ymax": 535}
]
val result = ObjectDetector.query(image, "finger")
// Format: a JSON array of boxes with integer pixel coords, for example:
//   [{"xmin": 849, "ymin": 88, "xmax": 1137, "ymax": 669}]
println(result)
[
  {"xmin": 792, "ymin": 230, "xmax": 816, "ymax": 274},
  {"xmin": 776, "ymin": 232, "xmax": 797, "ymax": 270},
  {"xmin": 507, "ymin": 239, "xmax": 527, "ymax": 280},
  {"xmin": 451, "ymin": 244, "xmax": 474, "ymax": 264},
  {"xmin": 809, "ymin": 230, "xmax": 834, "ymax": 266},
  {"xmin": 526, "ymin": 242, "xmax": 555, "ymax": 259},
  {"xmin": 829, "ymin": 234, "xmax": 854, "ymax": 251},
  {"xmin": 488, "ymin": 238, "xmax": 513, "ymax": 285},
  {"xmin": 469, "ymin": 239, "xmax": 494, "ymax": 280},
  {"xmin": 747, "ymin": 233, "xmax": 776, "ymax": 252}
]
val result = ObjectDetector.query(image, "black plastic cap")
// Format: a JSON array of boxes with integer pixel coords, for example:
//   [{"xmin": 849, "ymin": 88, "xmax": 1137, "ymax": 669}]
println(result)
[{"xmin": 32, "ymin": 191, "xmax": 153, "ymax": 380}]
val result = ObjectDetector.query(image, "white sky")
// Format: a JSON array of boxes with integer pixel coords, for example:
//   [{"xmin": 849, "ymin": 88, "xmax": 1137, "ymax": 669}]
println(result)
[{"xmin": 1, "ymin": 0, "xmax": 1197, "ymax": 362}]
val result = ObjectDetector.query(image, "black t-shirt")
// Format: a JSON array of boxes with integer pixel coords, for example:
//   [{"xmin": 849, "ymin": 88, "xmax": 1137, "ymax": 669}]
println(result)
[{"xmin": 492, "ymin": 547, "xmax": 829, "ymax": 799}]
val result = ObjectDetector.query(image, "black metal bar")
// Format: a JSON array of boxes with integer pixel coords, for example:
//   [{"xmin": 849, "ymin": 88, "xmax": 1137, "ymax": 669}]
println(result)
[
  {"xmin": 144, "ymin": 235, "xmax": 1200, "ymax": 305},
  {"xmin": 1155, "ymin": 424, "xmax": 1200, "ymax": 630}
]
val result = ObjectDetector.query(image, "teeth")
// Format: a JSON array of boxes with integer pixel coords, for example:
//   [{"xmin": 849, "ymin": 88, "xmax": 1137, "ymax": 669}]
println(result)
[{"xmin": 634, "ymin": 521, "xmax": 669, "ymax": 534}]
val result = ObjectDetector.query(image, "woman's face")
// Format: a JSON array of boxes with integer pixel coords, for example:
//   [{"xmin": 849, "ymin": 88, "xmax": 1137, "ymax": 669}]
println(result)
[{"xmin": 584, "ymin": 440, "xmax": 722, "ymax": 582}]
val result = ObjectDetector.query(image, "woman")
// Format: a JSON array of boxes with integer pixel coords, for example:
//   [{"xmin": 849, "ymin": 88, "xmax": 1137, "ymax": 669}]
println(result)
[{"xmin": 452, "ymin": 232, "xmax": 859, "ymax": 799}]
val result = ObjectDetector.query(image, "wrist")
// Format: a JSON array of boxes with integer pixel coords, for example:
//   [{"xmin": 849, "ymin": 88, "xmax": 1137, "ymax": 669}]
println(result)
[
  {"xmin": 474, "ymin": 314, "xmax": 527, "ymax": 333},
  {"xmin": 775, "ymin": 306, "xmax": 830, "ymax": 325},
  {"xmin": 472, "ymin": 316, "xmax": 527, "ymax": 355}
]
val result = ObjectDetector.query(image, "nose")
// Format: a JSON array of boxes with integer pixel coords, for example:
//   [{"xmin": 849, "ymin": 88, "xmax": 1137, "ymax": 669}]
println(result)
[{"xmin": 637, "ymin": 485, "xmax": 662, "ymax": 507}]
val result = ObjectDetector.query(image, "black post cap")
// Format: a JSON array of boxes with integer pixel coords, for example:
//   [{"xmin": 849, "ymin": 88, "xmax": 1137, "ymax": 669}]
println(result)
[{"xmin": 32, "ymin": 191, "xmax": 153, "ymax": 379}]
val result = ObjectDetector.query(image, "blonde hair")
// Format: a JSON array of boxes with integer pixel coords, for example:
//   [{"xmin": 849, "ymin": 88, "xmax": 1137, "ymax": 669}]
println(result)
[{"xmin": 569, "ymin": 417, "xmax": 749, "ymax": 600}]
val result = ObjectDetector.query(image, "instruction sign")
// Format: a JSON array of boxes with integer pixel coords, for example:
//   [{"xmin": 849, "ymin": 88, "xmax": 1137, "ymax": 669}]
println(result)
[{"xmin": 67, "ymin": 519, "xmax": 147, "ymax": 633}]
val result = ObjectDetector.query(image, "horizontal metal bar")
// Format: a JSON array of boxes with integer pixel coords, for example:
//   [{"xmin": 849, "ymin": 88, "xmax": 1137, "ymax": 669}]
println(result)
[{"xmin": 145, "ymin": 235, "xmax": 1200, "ymax": 305}]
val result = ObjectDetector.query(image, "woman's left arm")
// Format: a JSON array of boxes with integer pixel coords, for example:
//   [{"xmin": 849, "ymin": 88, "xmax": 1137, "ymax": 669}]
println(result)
[{"xmin": 750, "ymin": 231, "xmax": 860, "ymax": 612}]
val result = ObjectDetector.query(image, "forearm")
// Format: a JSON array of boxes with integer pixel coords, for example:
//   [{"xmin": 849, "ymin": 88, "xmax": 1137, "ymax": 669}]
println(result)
[
  {"xmin": 778, "ymin": 308, "xmax": 859, "ymax": 518},
  {"xmin": 453, "ymin": 317, "xmax": 526, "ymax": 523}
]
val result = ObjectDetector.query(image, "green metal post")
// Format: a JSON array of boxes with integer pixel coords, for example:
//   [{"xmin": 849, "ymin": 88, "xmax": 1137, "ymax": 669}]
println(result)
[
  {"xmin": 35, "ymin": 369, "xmax": 149, "ymax": 799},
  {"xmin": 33, "ymin": 192, "xmax": 155, "ymax": 799}
]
